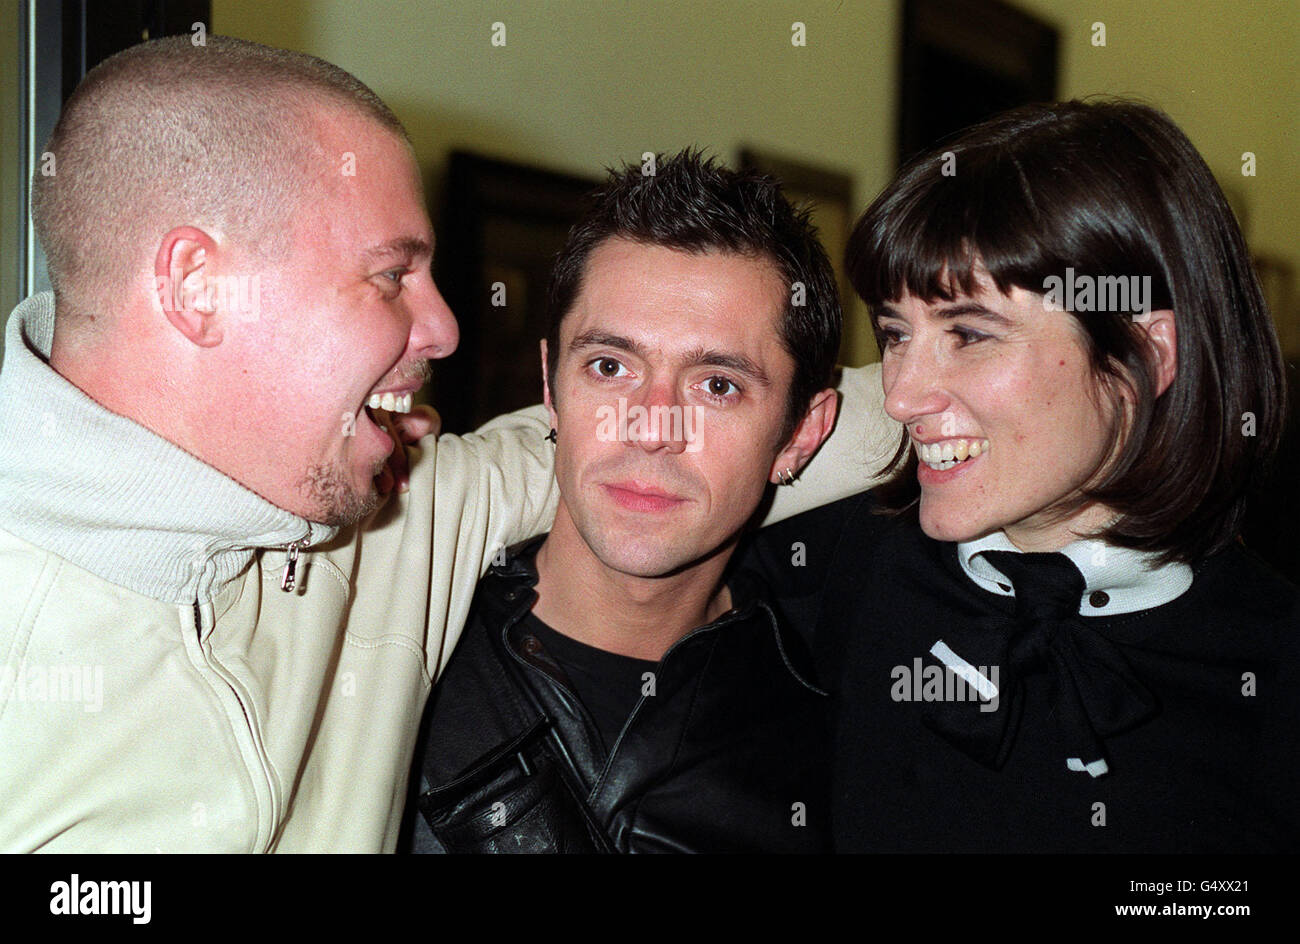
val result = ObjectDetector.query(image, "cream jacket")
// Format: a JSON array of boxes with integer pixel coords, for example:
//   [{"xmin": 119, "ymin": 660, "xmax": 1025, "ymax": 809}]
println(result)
[{"xmin": 0, "ymin": 293, "xmax": 898, "ymax": 852}]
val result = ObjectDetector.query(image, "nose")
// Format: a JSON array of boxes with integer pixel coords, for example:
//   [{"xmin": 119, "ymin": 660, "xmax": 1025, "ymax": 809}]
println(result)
[
  {"xmin": 882, "ymin": 339, "xmax": 951, "ymax": 432},
  {"xmin": 409, "ymin": 277, "xmax": 459, "ymax": 360},
  {"xmin": 627, "ymin": 377, "xmax": 690, "ymax": 455}
]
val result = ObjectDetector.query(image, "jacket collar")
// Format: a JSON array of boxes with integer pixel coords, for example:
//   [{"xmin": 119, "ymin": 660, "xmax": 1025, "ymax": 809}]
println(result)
[
  {"xmin": 483, "ymin": 535, "xmax": 767, "ymax": 624},
  {"xmin": 0, "ymin": 293, "xmax": 337, "ymax": 605},
  {"xmin": 956, "ymin": 529, "xmax": 1193, "ymax": 616},
  {"xmin": 483, "ymin": 535, "xmax": 822, "ymax": 693}
]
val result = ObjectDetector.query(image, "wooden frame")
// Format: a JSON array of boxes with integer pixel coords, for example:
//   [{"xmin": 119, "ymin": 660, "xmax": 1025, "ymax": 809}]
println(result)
[
  {"xmin": 430, "ymin": 151, "xmax": 598, "ymax": 432},
  {"xmin": 738, "ymin": 148, "xmax": 860, "ymax": 363},
  {"xmin": 898, "ymin": 0, "xmax": 1058, "ymax": 165}
]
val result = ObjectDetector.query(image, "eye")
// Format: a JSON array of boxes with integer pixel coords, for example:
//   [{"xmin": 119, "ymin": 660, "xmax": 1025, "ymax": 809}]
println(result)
[
  {"xmin": 875, "ymin": 324, "xmax": 908, "ymax": 350},
  {"xmin": 950, "ymin": 325, "xmax": 990, "ymax": 346},
  {"xmin": 699, "ymin": 375, "xmax": 741, "ymax": 400},
  {"xmin": 587, "ymin": 356, "xmax": 631, "ymax": 379},
  {"xmin": 374, "ymin": 268, "xmax": 409, "ymax": 297}
]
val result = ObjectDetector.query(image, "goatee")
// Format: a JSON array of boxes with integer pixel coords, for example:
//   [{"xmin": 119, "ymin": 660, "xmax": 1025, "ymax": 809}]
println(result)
[{"xmin": 298, "ymin": 458, "xmax": 386, "ymax": 527}]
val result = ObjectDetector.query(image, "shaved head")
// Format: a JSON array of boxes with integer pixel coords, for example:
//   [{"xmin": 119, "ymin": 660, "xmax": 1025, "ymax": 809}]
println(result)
[{"xmin": 31, "ymin": 34, "xmax": 409, "ymax": 331}]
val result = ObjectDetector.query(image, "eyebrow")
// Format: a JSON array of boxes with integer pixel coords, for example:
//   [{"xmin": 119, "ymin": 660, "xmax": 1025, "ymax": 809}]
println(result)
[
  {"xmin": 876, "ymin": 301, "xmax": 1016, "ymax": 328},
  {"xmin": 362, "ymin": 236, "xmax": 434, "ymax": 264},
  {"xmin": 569, "ymin": 331, "xmax": 771, "ymax": 387}
]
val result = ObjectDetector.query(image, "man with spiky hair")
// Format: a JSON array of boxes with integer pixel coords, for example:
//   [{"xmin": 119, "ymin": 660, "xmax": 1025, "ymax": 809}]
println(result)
[{"xmin": 405, "ymin": 152, "xmax": 896, "ymax": 853}]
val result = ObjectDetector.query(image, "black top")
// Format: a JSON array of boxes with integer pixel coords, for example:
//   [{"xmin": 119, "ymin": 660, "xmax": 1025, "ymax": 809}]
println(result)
[
  {"xmin": 403, "ymin": 537, "xmax": 831, "ymax": 853},
  {"xmin": 523, "ymin": 613, "xmax": 657, "ymax": 754},
  {"xmin": 737, "ymin": 491, "xmax": 1300, "ymax": 852}
]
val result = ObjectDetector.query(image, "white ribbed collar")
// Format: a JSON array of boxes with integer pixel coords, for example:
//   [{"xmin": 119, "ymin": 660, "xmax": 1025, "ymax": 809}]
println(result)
[
  {"xmin": 956, "ymin": 529, "xmax": 1193, "ymax": 617},
  {"xmin": 0, "ymin": 293, "xmax": 337, "ymax": 605}
]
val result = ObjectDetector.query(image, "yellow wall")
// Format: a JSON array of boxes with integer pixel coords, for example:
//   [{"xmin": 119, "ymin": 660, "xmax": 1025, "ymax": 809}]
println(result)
[
  {"xmin": 213, "ymin": 0, "xmax": 901, "ymax": 363},
  {"xmin": 1020, "ymin": 0, "xmax": 1300, "ymax": 353},
  {"xmin": 202, "ymin": 1, "xmax": 1300, "ymax": 361}
]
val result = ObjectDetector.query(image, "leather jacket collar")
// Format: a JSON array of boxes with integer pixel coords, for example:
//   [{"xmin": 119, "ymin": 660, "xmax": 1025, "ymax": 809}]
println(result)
[{"xmin": 482, "ymin": 535, "xmax": 823, "ymax": 695}]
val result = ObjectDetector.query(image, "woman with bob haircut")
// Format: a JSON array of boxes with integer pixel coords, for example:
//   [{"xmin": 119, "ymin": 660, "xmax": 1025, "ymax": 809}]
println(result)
[{"xmin": 741, "ymin": 99, "xmax": 1299, "ymax": 852}]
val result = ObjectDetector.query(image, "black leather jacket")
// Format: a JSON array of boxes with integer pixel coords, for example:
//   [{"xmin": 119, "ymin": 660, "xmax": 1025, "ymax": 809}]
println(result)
[{"xmin": 402, "ymin": 538, "xmax": 831, "ymax": 853}]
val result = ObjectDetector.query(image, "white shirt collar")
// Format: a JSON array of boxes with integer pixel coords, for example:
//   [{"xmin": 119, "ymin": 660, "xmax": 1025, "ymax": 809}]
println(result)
[{"xmin": 956, "ymin": 531, "xmax": 1193, "ymax": 617}]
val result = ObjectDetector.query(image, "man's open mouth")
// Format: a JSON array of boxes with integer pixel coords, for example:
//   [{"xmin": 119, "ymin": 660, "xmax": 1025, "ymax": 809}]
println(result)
[
  {"xmin": 367, "ymin": 392, "xmax": 414, "ymax": 414},
  {"xmin": 361, "ymin": 391, "xmax": 414, "ymax": 427}
]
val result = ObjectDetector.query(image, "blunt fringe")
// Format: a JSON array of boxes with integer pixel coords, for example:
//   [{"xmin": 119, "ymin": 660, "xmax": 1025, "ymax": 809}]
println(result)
[
  {"xmin": 846, "ymin": 99, "xmax": 1286, "ymax": 564},
  {"xmin": 544, "ymin": 149, "xmax": 841, "ymax": 441}
]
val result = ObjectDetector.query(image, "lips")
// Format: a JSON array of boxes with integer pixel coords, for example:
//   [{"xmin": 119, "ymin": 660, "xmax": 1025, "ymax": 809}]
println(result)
[
  {"xmin": 363, "ymin": 355, "xmax": 431, "ymax": 421},
  {"xmin": 602, "ymin": 481, "xmax": 688, "ymax": 513}
]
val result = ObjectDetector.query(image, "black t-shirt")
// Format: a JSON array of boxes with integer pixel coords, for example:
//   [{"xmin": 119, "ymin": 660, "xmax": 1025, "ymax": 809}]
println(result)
[{"xmin": 522, "ymin": 612, "xmax": 658, "ymax": 755}]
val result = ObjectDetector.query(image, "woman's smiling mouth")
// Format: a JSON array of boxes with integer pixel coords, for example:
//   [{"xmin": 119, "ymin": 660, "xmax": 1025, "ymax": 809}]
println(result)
[{"xmin": 914, "ymin": 437, "xmax": 990, "ymax": 471}]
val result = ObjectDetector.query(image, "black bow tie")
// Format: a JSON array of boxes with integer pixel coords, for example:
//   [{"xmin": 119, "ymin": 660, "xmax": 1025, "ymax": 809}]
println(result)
[{"xmin": 921, "ymin": 550, "xmax": 1157, "ymax": 777}]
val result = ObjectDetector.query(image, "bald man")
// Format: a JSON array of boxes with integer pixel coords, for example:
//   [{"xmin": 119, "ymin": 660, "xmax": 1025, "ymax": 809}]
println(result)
[
  {"xmin": 0, "ymin": 36, "xmax": 562, "ymax": 852},
  {"xmin": 0, "ymin": 36, "xmax": 891, "ymax": 852}
]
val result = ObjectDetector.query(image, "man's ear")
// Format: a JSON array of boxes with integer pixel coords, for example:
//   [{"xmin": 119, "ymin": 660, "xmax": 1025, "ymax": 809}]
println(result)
[
  {"xmin": 540, "ymin": 339, "xmax": 558, "ymax": 428},
  {"xmin": 768, "ymin": 388, "xmax": 839, "ymax": 484},
  {"xmin": 1133, "ymin": 308, "xmax": 1177, "ymax": 397},
  {"xmin": 154, "ymin": 226, "xmax": 223, "ymax": 348}
]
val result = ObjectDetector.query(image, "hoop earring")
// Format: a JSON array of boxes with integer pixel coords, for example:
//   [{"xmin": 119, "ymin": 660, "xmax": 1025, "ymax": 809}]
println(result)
[
  {"xmin": 545, "ymin": 428, "xmax": 557, "ymax": 444},
  {"xmin": 778, "ymin": 467, "xmax": 796, "ymax": 486}
]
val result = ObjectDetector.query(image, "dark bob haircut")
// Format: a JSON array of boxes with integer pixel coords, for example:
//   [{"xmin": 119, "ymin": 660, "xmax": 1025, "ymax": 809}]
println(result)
[
  {"xmin": 545, "ymin": 149, "xmax": 841, "ymax": 442},
  {"xmin": 846, "ymin": 99, "xmax": 1286, "ymax": 564}
]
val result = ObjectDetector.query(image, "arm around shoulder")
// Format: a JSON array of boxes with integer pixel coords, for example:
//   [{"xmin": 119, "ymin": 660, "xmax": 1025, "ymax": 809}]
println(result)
[
  {"xmin": 764, "ymin": 362, "xmax": 901, "ymax": 525},
  {"xmin": 423, "ymin": 403, "xmax": 560, "ymax": 561}
]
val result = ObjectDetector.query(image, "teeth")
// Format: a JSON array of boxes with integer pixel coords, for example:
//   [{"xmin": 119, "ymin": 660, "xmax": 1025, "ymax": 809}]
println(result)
[
  {"xmin": 914, "ymin": 437, "xmax": 989, "ymax": 469},
  {"xmin": 366, "ymin": 392, "xmax": 414, "ymax": 414}
]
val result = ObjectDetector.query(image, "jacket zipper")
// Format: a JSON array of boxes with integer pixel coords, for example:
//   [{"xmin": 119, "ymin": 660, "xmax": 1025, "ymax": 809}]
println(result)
[
  {"xmin": 190, "ymin": 538, "xmax": 302, "ymax": 850},
  {"xmin": 280, "ymin": 540, "xmax": 305, "ymax": 592}
]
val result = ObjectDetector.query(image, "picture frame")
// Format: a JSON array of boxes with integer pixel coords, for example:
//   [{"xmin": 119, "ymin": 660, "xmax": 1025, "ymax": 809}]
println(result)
[
  {"xmin": 738, "ymin": 148, "xmax": 862, "ymax": 363},
  {"xmin": 898, "ymin": 0, "xmax": 1058, "ymax": 165},
  {"xmin": 430, "ymin": 151, "xmax": 598, "ymax": 432}
]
